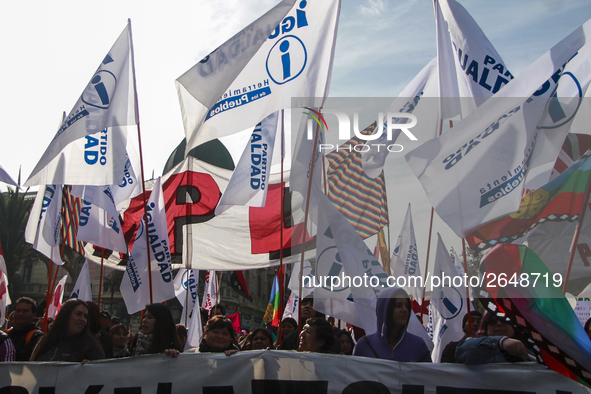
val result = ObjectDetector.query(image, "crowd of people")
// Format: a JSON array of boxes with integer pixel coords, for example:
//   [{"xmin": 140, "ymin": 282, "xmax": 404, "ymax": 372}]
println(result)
[{"xmin": 1, "ymin": 289, "xmax": 591, "ymax": 366}]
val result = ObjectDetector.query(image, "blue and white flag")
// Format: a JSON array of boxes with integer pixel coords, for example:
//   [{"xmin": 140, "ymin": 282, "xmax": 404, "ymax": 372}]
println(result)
[
  {"xmin": 215, "ymin": 112, "xmax": 279, "ymax": 215},
  {"xmin": 406, "ymin": 18, "xmax": 591, "ymax": 237},
  {"xmin": 0, "ymin": 165, "xmax": 17, "ymax": 187},
  {"xmin": 25, "ymin": 21, "xmax": 138, "ymax": 187},
  {"xmin": 435, "ymin": 0, "xmax": 512, "ymax": 120},
  {"xmin": 120, "ymin": 177, "xmax": 175, "ymax": 314},
  {"xmin": 76, "ymin": 199, "xmax": 127, "ymax": 253},
  {"xmin": 313, "ymin": 190, "xmax": 389, "ymax": 334},
  {"xmin": 174, "ymin": 269, "xmax": 199, "ymax": 326},
  {"xmin": 430, "ymin": 234, "xmax": 467, "ymax": 363},
  {"xmin": 24, "ymin": 185, "xmax": 64, "ymax": 265},
  {"xmin": 185, "ymin": 291, "xmax": 203, "ymax": 351},
  {"xmin": 391, "ymin": 204, "xmax": 422, "ymax": 303},
  {"xmin": 176, "ymin": 0, "xmax": 340, "ymax": 152},
  {"xmin": 70, "ymin": 259, "xmax": 93, "ymax": 302}
]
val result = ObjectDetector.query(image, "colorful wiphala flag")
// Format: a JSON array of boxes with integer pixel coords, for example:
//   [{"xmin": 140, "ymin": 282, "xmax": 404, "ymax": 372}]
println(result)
[
  {"xmin": 263, "ymin": 274, "xmax": 280, "ymax": 327},
  {"xmin": 325, "ymin": 122, "xmax": 389, "ymax": 239},
  {"xmin": 61, "ymin": 186, "xmax": 85, "ymax": 255},
  {"xmin": 467, "ymin": 150, "xmax": 591, "ymax": 250},
  {"xmin": 478, "ymin": 244, "xmax": 591, "ymax": 387}
]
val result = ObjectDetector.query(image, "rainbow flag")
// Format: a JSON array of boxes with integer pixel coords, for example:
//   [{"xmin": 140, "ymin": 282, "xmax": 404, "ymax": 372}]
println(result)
[
  {"xmin": 478, "ymin": 244, "xmax": 591, "ymax": 387},
  {"xmin": 467, "ymin": 150, "xmax": 591, "ymax": 250},
  {"xmin": 263, "ymin": 274, "xmax": 280, "ymax": 327}
]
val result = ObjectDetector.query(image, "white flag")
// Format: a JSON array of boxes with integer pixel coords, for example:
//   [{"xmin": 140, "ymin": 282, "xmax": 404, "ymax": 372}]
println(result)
[
  {"xmin": 0, "ymin": 165, "xmax": 17, "ymax": 187},
  {"xmin": 0, "ymin": 241, "xmax": 12, "ymax": 327},
  {"xmin": 120, "ymin": 177, "xmax": 175, "ymax": 314},
  {"xmin": 176, "ymin": 0, "xmax": 340, "ymax": 151},
  {"xmin": 48, "ymin": 275, "xmax": 68, "ymax": 319},
  {"xmin": 25, "ymin": 22, "xmax": 138, "ymax": 187},
  {"xmin": 313, "ymin": 191, "xmax": 389, "ymax": 334},
  {"xmin": 185, "ymin": 292, "xmax": 203, "ymax": 351},
  {"xmin": 70, "ymin": 260, "xmax": 93, "ymax": 302},
  {"xmin": 283, "ymin": 259, "xmax": 315, "ymax": 322},
  {"xmin": 24, "ymin": 185, "xmax": 64, "ymax": 265},
  {"xmin": 406, "ymin": 18, "xmax": 591, "ymax": 237},
  {"xmin": 391, "ymin": 204, "xmax": 422, "ymax": 303},
  {"xmin": 362, "ymin": 59, "xmax": 439, "ymax": 179},
  {"xmin": 77, "ymin": 200, "xmax": 127, "ymax": 253},
  {"xmin": 430, "ymin": 234, "xmax": 467, "ymax": 363},
  {"xmin": 174, "ymin": 269, "xmax": 199, "ymax": 326},
  {"xmin": 201, "ymin": 270, "xmax": 219, "ymax": 312},
  {"xmin": 215, "ymin": 112, "xmax": 279, "ymax": 215},
  {"xmin": 435, "ymin": 0, "xmax": 512, "ymax": 120}
]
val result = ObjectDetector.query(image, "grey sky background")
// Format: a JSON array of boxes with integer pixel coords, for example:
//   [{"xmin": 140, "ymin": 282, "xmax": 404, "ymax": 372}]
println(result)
[{"xmin": 2, "ymin": 0, "xmax": 591, "ymax": 275}]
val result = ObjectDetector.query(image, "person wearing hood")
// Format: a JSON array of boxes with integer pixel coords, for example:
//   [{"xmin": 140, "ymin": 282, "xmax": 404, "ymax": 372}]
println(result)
[{"xmin": 353, "ymin": 287, "xmax": 431, "ymax": 362}]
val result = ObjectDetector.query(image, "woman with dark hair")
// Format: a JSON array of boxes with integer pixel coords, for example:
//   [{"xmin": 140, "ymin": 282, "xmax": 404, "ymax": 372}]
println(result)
[
  {"xmin": 129, "ymin": 304, "xmax": 182, "ymax": 358},
  {"xmin": 336, "ymin": 329, "xmax": 354, "ymax": 355},
  {"xmin": 110, "ymin": 324, "xmax": 130, "ymax": 358},
  {"xmin": 455, "ymin": 310, "xmax": 531, "ymax": 364},
  {"xmin": 298, "ymin": 317, "xmax": 335, "ymax": 353},
  {"xmin": 193, "ymin": 315, "xmax": 240, "ymax": 355},
  {"xmin": 353, "ymin": 287, "xmax": 431, "ymax": 362},
  {"xmin": 86, "ymin": 301, "xmax": 113, "ymax": 358},
  {"xmin": 242, "ymin": 328, "xmax": 273, "ymax": 350},
  {"xmin": 30, "ymin": 299, "xmax": 105, "ymax": 362}
]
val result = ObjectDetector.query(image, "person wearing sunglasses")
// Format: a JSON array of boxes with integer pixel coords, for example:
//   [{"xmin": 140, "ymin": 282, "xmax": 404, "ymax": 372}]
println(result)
[{"xmin": 455, "ymin": 310, "xmax": 532, "ymax": 365}]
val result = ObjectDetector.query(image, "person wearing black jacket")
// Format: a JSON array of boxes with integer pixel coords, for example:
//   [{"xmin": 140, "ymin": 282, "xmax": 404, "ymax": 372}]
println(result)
[{"xmin": 7, "ymin": 297, "xmax": 44, "ymax": 361}]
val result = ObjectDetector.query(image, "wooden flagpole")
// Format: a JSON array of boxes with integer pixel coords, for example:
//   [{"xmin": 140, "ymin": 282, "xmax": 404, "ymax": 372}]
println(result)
[
  {"xmin": 297, "ymin": 108, "xmax": 322, "ymax": 334},
  {"xmin": 42, "ymin": 261, "xmax": 53, "ymax": 333},
  {"xmin": 128, "ymin": 19, "xmax": 153, "ymax": 303},
  {"xmin": 97, "ymin": 250, "xmax": 105, "ymax": 308}
]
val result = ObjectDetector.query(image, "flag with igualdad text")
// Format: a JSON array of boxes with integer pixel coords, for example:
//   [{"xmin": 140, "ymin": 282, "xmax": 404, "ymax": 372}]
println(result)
[
  {"xmin": 435, "ymin": 0, "xmax": 512, "ymax": 120},
  {"xmin": 176, "ymin": 0, "xmax": 340, "ymax": 152},
  {"xmin": 215, "ymin": 111, "xmax": 279, "ymax": 215},
  {"xmin": 406, "ymin": 18, "xmax": 591, "ymax": 238},
  {"xmin": 25, "ymin": 18, "xmax": 138, "ymax": 187},
  {"xmin": 120, "ymin": 176, "xmax": 175, "ymax": 314}
]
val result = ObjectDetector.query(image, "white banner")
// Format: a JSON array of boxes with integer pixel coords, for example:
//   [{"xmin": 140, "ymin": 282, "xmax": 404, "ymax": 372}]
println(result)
[
  {"xmin": 25, "ymin": 22, "xmax": 138, "ymax": 187},
  {"xmin": 2, "ymin": 352, "xmax": 590, "ymax": 394},
  {"xmin": 201, "ymin": 270, "xmax": 219, "ymax": 312},
  {"xmin": 177, "ymin": 0, "xmax": 340, "ymax": 151},
  {"xmin": 174, "ymin": 268, "xmax": 199, "ymax": 326}
]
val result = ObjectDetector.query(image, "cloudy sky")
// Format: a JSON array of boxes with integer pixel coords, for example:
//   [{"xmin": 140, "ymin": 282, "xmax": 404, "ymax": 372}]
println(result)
[{"xmin": 2, "ymin": 0, "xmax": 591, "ymax": 270}]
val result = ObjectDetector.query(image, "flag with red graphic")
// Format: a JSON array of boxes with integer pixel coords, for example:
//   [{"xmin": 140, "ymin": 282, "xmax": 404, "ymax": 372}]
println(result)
[
  {"xmin": 48, "ymin": 275, "xmax": 68, "ymax": 319},
  {"xmin": 0, "ymin": 241, "xmax": 11, "ymax": 327}
]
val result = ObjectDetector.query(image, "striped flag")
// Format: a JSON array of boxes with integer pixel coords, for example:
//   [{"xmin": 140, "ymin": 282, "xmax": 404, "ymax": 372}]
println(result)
[
  {"xmin": 325, "ymin": 122, "xmax": 389, "ymax": 239},
  {"xmin": 61, "ymin": 186, "xmax": 85, "ymax": 255},
  {"xmin": 263, "ymin": 273, "xmax": 280, "ymax": 327}
]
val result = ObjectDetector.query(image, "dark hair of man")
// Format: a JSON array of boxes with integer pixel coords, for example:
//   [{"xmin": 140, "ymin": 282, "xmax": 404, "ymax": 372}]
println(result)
[
  {"xmin": 16, "ymin": 297, "xmax": 37, "ymax": 314},
  {"xmin": 30, "ymin": 299, "xmax": 95, "ymax": 361},
  {"xmin": 204, "ymin": 315, "xmax": 238, "ymax": 344},
  {"xmin": 306, "ymin": 317, "xmax": 335, "ymax": 353},
  {"xmin": 212, "ymin": 303, "xmax": 226, "ymax": 315},
  {"xmin": 143, "ymin": 303, "xmax": 182, "ymax": 354}
]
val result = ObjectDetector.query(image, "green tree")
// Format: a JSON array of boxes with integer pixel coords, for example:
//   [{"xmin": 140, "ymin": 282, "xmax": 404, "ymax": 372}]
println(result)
[{"xmin": 0, "ymin": 186, "xmax": 43, "ymax": 297}]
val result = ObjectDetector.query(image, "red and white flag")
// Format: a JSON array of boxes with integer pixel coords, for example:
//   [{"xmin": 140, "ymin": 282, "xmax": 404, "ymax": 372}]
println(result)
[
  {"xmin": 0, "ymin": 241, "xmax": 11, "ymax": 327},
  {"xmin": 48, "ymin": 275, "xmax": 68, "ymax": 319},
  {"xmin": 201, "ymin": 270, "xmax": 219, "ymax": 312}
]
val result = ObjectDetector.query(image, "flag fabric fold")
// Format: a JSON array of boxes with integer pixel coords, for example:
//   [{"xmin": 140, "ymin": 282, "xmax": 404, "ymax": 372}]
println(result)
[
  {"xmin": 120, "ymin": 177, "xmax": 175, "ymax": 314},
  {"xmin": 25, "ymin": 20, "xmax": 138, "ymax": 187},
  {"xmin": 174, "ymin": 268, "xmax": 199, "ymax": 326},
  {"xmin": 24, "ymin": 185, "xmax": 64, "ymax": 265},
  {"xmin": 70, "ymin": 259, "xmax": 93, "ymax": 302},
  {"xmin": 263, "ymin": 274, "xmax": 281, "ymax": 327},
  {"xmin": 48, "ymin": 275, "xmax": 68, "ymax": 319},
  {"xmin": 391, "ymin": 204, "xmax": 422, "ymax": 303},
  {"xmin": 201, "ymin": 270, "xmax": 219, "ymax": 312},
  {"xmin": 0, "ymin": 165, "xmax": 17, "ymax": 187},
  {"xmin": 176, "ymin": 0, "xmax": 340, "ymax": 152}
]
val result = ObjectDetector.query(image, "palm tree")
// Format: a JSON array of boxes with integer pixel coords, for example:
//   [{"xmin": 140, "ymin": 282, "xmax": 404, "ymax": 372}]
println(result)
[{"xmin": 0, "ymin": 186, "xmax": 44, "ymax": 297}]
